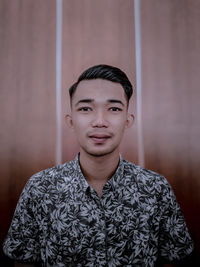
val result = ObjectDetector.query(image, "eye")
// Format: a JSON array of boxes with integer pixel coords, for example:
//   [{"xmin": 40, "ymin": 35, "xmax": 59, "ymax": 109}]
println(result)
[
  {"xmin": 78, "ymin": 107, "xmax": 92, "ymax": 112},
  {"xmin": 109, "ymin": 107, "xmax": 122, "ymax": 112}
]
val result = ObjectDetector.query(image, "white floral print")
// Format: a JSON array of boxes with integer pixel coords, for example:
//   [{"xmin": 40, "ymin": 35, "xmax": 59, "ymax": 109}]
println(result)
[{"xmin": 3, "ymin": 155, "xmax": 194, "ymax": 266}]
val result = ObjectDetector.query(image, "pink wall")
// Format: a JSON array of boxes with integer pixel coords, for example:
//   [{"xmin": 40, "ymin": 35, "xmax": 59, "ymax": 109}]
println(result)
[{"xmin": 0, "ymin": 0, "xmax": 199, "ymax": 265}]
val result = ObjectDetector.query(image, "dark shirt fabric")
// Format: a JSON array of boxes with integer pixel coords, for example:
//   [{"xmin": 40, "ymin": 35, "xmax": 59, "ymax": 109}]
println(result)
[{"xmin": 3, "ymin": 155, "xmax": 193, "ymax": 266}]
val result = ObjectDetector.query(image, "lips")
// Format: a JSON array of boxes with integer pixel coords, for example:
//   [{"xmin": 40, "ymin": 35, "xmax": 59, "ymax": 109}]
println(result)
[{"xmin": 88, "ymin": 133, "xmax": 111, "ymax": 143}]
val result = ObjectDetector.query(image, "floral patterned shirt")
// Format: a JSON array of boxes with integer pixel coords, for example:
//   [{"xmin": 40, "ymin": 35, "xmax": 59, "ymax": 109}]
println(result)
[{"xmin": 3, "ymin": 155, "xmax": 193, "ymax": 266}]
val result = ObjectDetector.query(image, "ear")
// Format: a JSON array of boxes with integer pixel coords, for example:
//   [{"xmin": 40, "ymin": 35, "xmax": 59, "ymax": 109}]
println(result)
[
  {"xmin": 126, "ymin": 113, "xmax": 134, "ymax": 129},
  {"xmin": 65, "ymin": 114, "xmax": 74, "ymax": 129}
]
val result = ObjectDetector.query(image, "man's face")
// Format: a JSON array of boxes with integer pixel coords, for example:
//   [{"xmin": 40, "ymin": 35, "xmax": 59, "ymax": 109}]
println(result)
[{"xmin": 67, "ymin": 79, "xmax": 134, "ymax": 158}]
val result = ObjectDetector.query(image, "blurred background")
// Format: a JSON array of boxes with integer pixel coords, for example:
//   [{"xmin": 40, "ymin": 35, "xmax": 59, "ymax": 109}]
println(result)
[{"xmin": 0, "ymin": 0, "xmax": 199, "ymax": 265}]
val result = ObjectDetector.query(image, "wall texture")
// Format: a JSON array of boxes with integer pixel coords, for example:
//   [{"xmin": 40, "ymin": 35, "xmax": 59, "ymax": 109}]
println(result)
[
  {"xmin": 61, "ymin": 0, "xmax": 137, "ymax": 163},
  {"xmin": 0, "ymin": 0, "xmax": 57, "ymax": 265},
  {"xmin": 140, "ymin": 0, "xmax": 200, "ymax": 257},
  {"xmin": 0, "ymin": 0, "xmax": 199, "ymax": 265}
]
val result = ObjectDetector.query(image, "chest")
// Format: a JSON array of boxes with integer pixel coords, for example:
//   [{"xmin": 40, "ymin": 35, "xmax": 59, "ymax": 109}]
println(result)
[{"xmin": 37, "ymin": 192, "xmax": 161, "ymax": 266}]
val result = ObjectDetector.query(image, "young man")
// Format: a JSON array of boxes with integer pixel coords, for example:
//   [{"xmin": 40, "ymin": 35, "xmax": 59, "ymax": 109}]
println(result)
[{"xmin": 4, "ymin": 65, "xmax": 194, "ymax": 266}]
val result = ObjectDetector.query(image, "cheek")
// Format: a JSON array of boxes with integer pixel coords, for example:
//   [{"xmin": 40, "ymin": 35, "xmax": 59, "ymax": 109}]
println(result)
[
  {"xmin": 72, "ymin": 116, "xmax": 89, "ymax": 131},
  {"xmin": 111, "ymin": 116, "xmax": 127, "ymax": 130}
]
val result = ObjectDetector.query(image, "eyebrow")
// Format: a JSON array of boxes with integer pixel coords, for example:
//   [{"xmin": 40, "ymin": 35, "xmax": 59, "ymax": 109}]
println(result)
[
  {"xmin": 75, "ymin": 98, "xmax": 125, "ymax": 106},
  {"xmin": 75, "ymin": 99, "xmax": 94, "ymax": 106},
  {"xmin": 107, "ymin": 99, "xmax": 125, "ymax": 106}
]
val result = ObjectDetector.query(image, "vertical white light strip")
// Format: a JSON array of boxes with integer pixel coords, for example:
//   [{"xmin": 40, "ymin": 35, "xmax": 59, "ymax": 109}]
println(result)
[
  {"xmin": 56, "ymin": 0, "xmax": 63, "ymax": 165},
  {"xmin": 134, "ymin": 0, "xmax": 145, "ymax": 167}
]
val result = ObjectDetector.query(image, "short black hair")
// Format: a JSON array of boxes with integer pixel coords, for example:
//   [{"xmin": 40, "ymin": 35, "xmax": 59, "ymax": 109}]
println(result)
[{"xmin": 69, "ymin": 64, "xmax": 133, "ymax": 102}]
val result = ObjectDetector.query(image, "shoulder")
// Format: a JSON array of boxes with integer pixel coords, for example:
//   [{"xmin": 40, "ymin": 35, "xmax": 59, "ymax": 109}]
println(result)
[
  {"xmin": 22, "ymin": 159, "xmax": 78, "ymax": 199},
  {"xmin": 122, "ymin": 159, "xmax": 172, "ymax": 196},
  {"xmin": 30, "ymin": 159, "xmax": 76, "ymax": 183},
  {"xmin": 122, "ymin": 159, "xmax": 183, "ymax": 215}
]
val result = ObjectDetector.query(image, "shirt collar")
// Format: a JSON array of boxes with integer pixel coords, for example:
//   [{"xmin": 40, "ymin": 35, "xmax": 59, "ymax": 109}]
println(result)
[
  {"xmin": 72, "ymin": 154, "xmax": 89, "ymax": 193},
  {"xmin": 72, "ymin": 153, "xmax": 125, "ymax": 193},
  {"xmin": 107, "ymin": 154, "xmax": 124, "ymax": 189}
]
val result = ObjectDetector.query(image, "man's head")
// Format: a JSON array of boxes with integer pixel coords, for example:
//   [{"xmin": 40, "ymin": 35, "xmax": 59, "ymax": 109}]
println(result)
[
  {"xmin": 66, "ymin": 64, "xmax": 134, "ymax": 158},
  {"xmin": 69, "ymin": 64, "xmax": 133, "ymax": 105}
]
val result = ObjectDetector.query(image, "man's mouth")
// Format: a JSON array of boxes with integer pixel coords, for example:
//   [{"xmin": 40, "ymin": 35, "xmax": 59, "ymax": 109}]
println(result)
[{"xmin": 89, "ymin": 134, "xmax": 111, "ymax": 143}]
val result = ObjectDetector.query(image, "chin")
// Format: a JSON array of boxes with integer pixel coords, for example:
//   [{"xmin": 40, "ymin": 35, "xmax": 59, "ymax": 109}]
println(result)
[
  {"xmin": 83, "ymin": 146, "xmax": 119, "ymax": 158},
  {"xmin": 88, "ymin": 152, "xmax": 110, "ymax": 158}
]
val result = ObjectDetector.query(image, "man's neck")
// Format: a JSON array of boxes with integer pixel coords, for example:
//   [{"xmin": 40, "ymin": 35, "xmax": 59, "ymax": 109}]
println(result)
[{"xmin": 79, "ymin": 150, "xmax": 120, "ymax": 197}]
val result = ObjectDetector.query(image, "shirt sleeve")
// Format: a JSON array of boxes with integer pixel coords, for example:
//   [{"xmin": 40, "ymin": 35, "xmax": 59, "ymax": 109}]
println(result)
[
  {"xmin": 3, "ymin": 177, "xmax": 41, "ymax": 263},
  {"xmin": 158, "ymin": 181, "xmax": 194, "ymax": 263}
]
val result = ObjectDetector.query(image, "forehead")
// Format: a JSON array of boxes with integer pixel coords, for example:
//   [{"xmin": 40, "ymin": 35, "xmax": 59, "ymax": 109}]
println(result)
[{"xmin": 72, "ymin": 79, "xmax": 127, "ymax": 104}]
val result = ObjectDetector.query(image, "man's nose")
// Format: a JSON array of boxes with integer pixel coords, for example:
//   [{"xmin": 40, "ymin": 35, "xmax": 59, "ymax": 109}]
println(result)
[{"xmin": 91, "ymin": 111, "xmax": 109, "ymax": 128}]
